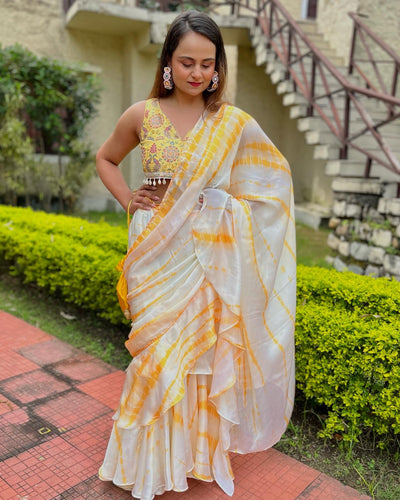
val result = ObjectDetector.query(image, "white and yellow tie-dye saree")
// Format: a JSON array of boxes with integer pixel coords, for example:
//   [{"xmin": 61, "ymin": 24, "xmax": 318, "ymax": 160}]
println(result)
[{"xmin": 99, "ymin": 104, "xmax": 296, "ymax": 499}]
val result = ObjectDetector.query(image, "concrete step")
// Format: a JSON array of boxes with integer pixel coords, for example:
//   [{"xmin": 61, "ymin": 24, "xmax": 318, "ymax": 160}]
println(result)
[
  {"xmin": 283, "ymin": 92, "xmax": 307, "ymax": 106},
  {"xmin": 296, "ymin": 20, "xmax": 319, "ymax": 35},
  {"xmin": 255, "ymin": 44, "xmax": 268, "ymax": 66},
  {"xmin": 298, "ymin": 115, "xmax": 400, "ymax": 136},
  {"xmin": 295, "ymin": 202, "xmax": 331, "ymax": 229},
  {"xmin": 297, "ymin": 116, "xmax": 333, "ymax": 133},
  {"xmin": 352, "ymin": 133, "xmax": 400, "ymax": 150},
  {"xmin": 331, "ymin": 176, "xmax": 385, "ymax": 195},
  {"xmin": 277, "ymin": 80, "xmax": 295, "ymax": 95},
  {"xmin": 306, "ymin": 128, "xmax": 342, "ymax": 146},
  {"xmin": 314, "ymin": 144, "xmax": 341, "ymax": 160},
  {"xmin": 325, "ymin": 159, "xmax": 400, "ymax": 182}
]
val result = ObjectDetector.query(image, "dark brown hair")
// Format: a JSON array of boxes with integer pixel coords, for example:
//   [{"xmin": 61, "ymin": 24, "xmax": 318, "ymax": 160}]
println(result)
[{"xmin": 148, "ymin": 10, "xmax": 227, "ymax": 112}]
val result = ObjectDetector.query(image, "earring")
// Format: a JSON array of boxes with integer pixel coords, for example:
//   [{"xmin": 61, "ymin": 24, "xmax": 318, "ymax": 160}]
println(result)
[
  {"xmin": 207, "ymin": 71, "xmax": 219, "ymax": 92},
  {"xmin": 163, "ymin": 66, "xmax": 173, "ymax": 90}
]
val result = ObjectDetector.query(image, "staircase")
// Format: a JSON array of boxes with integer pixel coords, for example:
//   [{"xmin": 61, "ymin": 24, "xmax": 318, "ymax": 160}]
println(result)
[
  {"xmin": 247, "ymin": 2, "xmax": 400, "ymax": 227},
  {"xmin": 251, "ymin": 21, "xmax": 400, "ymax": 175}
]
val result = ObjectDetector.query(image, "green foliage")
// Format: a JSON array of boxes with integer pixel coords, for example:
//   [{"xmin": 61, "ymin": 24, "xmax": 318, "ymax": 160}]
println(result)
[
  {"xmin": 296, "ymin": 265, "xmax": 400, "ymax": 446},
  {"xmin": 0, "ymin": 206, "xmax": 127, "ymax": 325},
  {"xmin": 0, "ymin": 44, "xmax": 101, "ymax": 154},
  {"xmin": 0, "ymin": 84, "xmax": 35, "ymax": 205},
  {"xmin": 0, "ymin": 44, "xmax": 101, "ymax": 211},
  {"xmin": 1, "ymin": 206, "xmax": 400, "ymax": 445}
]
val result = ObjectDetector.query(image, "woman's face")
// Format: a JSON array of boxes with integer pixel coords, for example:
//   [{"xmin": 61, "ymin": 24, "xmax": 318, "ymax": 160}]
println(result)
[{"xmin": 170, "ymin": 31, "xmax": 216, "ymax": 98}]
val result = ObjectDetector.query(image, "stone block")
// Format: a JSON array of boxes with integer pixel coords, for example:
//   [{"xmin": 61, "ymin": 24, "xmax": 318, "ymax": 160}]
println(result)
[
  {"xmin": 348, "ymin": 264, "xmax": 364, "ymax": 275},
  {"xmin": 377, "ymin": 198, "xmax": 387, "ymax": 214},
  {"xmin": 328, "ymin": 217, "xmax": 341, "ymax": 229},
  {"xmin": 333, "ymin": 256, "xmax": 347, "ymax": 272},
  {"xmin": 349, "ymin": 242, "xmax": 370, "ymax": 261},
  {"xmin": 396, "ymin": 225, "xmax": 400, "ymax": 238},
  {"xmin": 387, "ymin": 216, "xmax": 400, "ymax": 226},
  {"xmin": 364, "ymin": 207, "xmax": 385, "ymax": 223},
  {"xmin": 392, "ymin": 237, "xmax": 399, "ymax": 249},
  {"xmin": 325, "ymin": 255, "xmax": 335, "ymax": 266},
  {"xmin": 383, "ymin": 254, "xmax": 400, "ymax": 275},
  {"xmin": 338, "ymin": 241, "xmax": 350, "ymax": 257},
  {"xmin": 368, "ymin": 247, "xmax": 386, "ymax": 265},
  {"xmin": 327, "ymin": 233, "xmax": 340, "ymax": 250},
  {"xmin": 350, "ymin": 219, "xmax": 361, "ymax": 234},
  {"xmin": 383, "ymin": 183, "xmax": 399, "ymax": 199},
  {"xmin": 371, "ymin": 228, "xmax": 393, "ymax": 248},
  {"xmin": 387, "ymin": 199, "xmax": 400, "ymax": 216},
  {"xmin": 365, "ymin": 264, "xmax": 382, "ymax": 277},
  {"xmin": 345, "ymin": 204, "xmax": 361, "ymax": 218},
  {"xmin": 332, "ymin": 177, "xmax": 383, "ymax": 195},
  {"xmin": 336, "ymin": 223, "xmax": 349, "ymax": 237},
  {"xmin": 357, "ymin": 222, "xmax": 372, "ymax": 241},
  {"xmin": 333, "ymin": 200, "xmax": 346, "ymax": 217},
  {"xmin": 335, "ymin": 192, "xmax": 379, "ymax": 207}
]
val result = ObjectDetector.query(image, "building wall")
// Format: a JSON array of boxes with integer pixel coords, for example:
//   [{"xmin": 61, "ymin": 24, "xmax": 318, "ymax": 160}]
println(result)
[
  {"xmin": 316, "ymin": 0, "xmax": 359, "ymax": 66},
  {"xmin": 282, "ymin": 0, "xmax": 302, "ymax": 19},
  {"xmin": 316, "ymin": 0, "xmax": 400, "ymax": 70}
]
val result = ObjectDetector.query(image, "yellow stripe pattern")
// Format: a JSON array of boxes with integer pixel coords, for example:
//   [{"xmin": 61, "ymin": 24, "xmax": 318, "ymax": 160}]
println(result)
[{"xmin": 99, "ymin": 103, "xmax": 296, "ymax": 499}]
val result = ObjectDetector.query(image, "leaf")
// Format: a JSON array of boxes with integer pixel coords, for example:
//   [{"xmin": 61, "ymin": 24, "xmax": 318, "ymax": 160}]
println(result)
[{"xmin": 60, "ymin": 311, "xmax": 76, "ymax": 320}]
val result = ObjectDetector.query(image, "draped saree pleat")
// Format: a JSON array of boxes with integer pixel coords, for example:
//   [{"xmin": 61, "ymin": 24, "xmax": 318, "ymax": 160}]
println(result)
[{"xmin": 99, "ymin": 104, "xmax": 296, "ymax": 499}]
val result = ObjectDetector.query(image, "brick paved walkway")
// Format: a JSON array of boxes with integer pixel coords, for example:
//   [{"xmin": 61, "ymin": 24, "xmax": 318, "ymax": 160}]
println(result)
[{"xmin": 0, "ymin": 310, "xmax": 370, "ymax": 500}]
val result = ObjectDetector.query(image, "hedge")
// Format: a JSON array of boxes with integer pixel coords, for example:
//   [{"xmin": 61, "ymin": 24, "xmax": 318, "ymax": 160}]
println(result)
[
  {"xmin": 1, "ymin": 206, "xmax": 400, "ymax": 444},
  {"xmin": 0, "ymin": 205, "xmax": 127, "ymax": 325},
  {"xmin": 296, "ymin": 269, "xmax": 400, "ymax": 444}
]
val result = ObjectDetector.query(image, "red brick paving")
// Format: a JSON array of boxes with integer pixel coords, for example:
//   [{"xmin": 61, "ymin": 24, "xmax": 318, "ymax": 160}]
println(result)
[
  {"xmin": 1, "ymin": 369, "xmax": 70, "ymax": 404},
  {"xmin": 0, "ymin": 310, "xmax": 371, "ymax": 499},
  {"xmin": 78, "ymin": 370, "xmax": 126, "ymax": 410},
  {"xmin": 19, "ymin": 337, "xmax": 81, "ymax": 366},
  {"xmin": 50, "ymin": 354, "xmax": 116, "ymax": 383}
]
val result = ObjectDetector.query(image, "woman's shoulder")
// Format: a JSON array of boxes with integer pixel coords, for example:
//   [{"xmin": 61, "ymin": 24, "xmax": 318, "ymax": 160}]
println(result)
[
  {"xmin": 123, "ymin": 100, "xmax": 147, "ymax": 120},
  {"xmin": 117, "ymin": 100, "xmax": 154, "ymax": 137}
]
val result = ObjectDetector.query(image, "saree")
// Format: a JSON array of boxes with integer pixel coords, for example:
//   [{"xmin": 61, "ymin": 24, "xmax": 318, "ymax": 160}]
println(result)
[{"xmin": 99, "ymin": 104, "xmax": 296, "ymax": 499}]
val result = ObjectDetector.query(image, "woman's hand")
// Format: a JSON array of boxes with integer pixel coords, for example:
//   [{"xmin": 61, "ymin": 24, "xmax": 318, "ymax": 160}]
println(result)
[{"xmin": 128, "ymin": 184, "xmax": 160, "ymax": 213}]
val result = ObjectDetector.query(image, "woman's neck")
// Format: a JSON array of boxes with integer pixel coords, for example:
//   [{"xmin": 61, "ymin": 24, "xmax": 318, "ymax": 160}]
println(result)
[{"xmin": 165, "ymin": 92, "xmax": 205, "ymax": 111}]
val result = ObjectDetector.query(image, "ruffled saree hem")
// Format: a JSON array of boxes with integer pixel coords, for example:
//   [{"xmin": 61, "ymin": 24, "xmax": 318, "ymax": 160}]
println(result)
[{"xmin": 99, "ymin": 370, "xmax": 235, "ymax": 500}]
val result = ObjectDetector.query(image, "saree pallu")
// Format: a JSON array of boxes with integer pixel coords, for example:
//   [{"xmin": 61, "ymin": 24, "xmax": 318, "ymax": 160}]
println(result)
[{"xmin": 99, "ymin": 104, "xmax": 296, "ymax": 499}]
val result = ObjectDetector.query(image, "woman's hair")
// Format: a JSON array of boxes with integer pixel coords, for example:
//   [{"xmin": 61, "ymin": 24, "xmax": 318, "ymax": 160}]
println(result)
[{"xmin": 148, "ymin": 10, "xmax": 227, "ymax": 112}]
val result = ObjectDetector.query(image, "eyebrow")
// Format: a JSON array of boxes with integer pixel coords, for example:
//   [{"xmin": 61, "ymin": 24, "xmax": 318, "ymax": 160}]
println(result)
[{"xmin": 177, "ymin": 56, "xmax": 215, "ymax": 62}]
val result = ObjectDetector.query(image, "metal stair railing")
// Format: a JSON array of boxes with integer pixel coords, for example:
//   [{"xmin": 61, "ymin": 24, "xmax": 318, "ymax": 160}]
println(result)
[
  {"xmin": 254, "ymin": 0, "xmax": 400, "ymax": 179},
  {"xmin": 348, "ymin": 12, "xmax": 400, "ymax": 116}
]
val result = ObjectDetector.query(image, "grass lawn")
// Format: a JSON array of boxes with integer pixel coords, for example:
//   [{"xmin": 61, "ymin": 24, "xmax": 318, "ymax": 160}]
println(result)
[{"xmin": 1, "ymin": 213, "xmax": 399, "ymax": 499}]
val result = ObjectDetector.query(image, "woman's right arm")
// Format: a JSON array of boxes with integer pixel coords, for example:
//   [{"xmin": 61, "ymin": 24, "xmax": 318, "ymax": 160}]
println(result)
[{"xmin": 96, "ymin": 101, "xmax": 159, "ymax": 213}]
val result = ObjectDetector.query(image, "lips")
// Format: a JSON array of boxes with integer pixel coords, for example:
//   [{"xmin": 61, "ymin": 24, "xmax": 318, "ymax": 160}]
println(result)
[{"xmin": 188, "ymin": 82, "xmax": 202, "ymax": 87}]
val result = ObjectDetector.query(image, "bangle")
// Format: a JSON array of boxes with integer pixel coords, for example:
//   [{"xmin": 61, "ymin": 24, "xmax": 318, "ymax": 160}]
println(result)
[{"xmin": 127, "ymin": 198, "xmax": 134, "ymax": 228}]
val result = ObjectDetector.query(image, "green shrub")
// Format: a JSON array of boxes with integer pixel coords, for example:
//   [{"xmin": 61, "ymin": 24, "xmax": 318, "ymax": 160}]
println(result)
[
  {"xmin": 296, "ymin": 265, "xmax": 400, "ymax": 445},
  {"xmin": 0, "ymin": 206, "xmax": 127, "ymax": 325},
  {"xmin": 1, "ymin": 206, "xmax": 399, "ymax": 444},
  {"xmin": 0, "ymin": 44, "xmax": 101, "ymax": 210}
]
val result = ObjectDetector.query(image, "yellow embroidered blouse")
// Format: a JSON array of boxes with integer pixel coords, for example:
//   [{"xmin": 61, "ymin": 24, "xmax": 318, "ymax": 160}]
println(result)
[{"xmin": 140, "ymin": 98, "xmax": 186, "ymax": 186}]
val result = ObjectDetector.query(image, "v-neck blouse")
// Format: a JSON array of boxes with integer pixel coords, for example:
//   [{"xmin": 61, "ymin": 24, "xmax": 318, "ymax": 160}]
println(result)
[{"xmin": 140, "ymin": 98, "xmax": 193, "ymax": 185}]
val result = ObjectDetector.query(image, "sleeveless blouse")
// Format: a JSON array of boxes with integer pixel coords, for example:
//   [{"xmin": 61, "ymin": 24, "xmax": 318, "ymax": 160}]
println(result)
[{"xmin": 140, "ymin": 98, "xmax": 186, "ymax": 186}]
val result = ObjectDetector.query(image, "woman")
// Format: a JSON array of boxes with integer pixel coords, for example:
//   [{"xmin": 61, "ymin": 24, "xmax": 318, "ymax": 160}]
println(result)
[{"xmin": 97, "ymin": 10, "xmax": 296, "ymax": 499}]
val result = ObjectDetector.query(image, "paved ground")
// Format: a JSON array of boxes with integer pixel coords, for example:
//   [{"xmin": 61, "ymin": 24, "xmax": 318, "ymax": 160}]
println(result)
[{"xmin": 0, "ymin": 310, "xmax": 370, "ymax": 500}]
